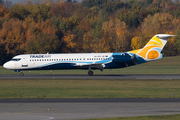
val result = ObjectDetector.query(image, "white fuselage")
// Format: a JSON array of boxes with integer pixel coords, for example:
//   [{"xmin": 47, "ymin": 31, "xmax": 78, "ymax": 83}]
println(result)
[{"xmin": 3, "ymin": 53, "xmax": 116, "ymax": 70}]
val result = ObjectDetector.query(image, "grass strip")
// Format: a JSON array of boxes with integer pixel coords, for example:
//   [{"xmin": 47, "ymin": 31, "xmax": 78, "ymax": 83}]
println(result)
[
  {"xmin": 0, "ymin": 79, "xmax": 180, "ymax": 99},
  {"xmin": 80, "ymin": 114, "xmax": 180, "ymax": 120}
]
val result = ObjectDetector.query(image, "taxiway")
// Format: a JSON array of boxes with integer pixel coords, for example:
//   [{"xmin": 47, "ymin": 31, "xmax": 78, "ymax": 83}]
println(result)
[
  {"xmin": 0, "ymin": 99, "xmax": 180, "ymax": 120},
  {"xmin": 1, "ymin": 74, "xmax": 180, "ymax": 79}
]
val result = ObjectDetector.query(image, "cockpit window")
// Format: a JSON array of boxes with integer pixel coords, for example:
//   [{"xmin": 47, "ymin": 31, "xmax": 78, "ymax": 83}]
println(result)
[{"xmin": 11, "ymin": 58, "xmax": 21, "ymax": 61}]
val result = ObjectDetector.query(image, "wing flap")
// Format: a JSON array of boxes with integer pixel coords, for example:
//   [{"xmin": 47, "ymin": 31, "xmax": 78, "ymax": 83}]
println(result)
[{"xmin": 74, "ymin": 63, "xmax": 104, "ymax": 70}]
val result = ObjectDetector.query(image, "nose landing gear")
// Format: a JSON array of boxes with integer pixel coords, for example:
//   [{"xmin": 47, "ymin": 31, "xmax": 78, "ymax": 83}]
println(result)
[
  {"xmin": 15, "ymin": 70, "xmax": 24, "ymax": 76},
  {"xmin": 20, "ymin": 71, "xmax": 24, "ymax": 76}
]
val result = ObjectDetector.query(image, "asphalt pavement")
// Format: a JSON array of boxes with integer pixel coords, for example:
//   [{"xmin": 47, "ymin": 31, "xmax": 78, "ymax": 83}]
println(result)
[
  {"xmin": 1, "ymin": 74, "xmax": 180, "ymax": 79},
  {"xmin": 1, "ymin": 99, "xmax": 180, "ymax": 120}
]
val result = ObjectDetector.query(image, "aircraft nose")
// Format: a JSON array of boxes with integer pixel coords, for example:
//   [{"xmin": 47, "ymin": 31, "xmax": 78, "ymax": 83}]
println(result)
[{"xmin": 3, "ymin": 62, "xmax": 10, "ymax": 69}]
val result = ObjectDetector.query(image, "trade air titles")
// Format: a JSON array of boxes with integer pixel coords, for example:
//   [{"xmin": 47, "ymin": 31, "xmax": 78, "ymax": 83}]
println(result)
[{"xmin": 30, "ymin": 55, "xmax": 51, "ymax": 58}]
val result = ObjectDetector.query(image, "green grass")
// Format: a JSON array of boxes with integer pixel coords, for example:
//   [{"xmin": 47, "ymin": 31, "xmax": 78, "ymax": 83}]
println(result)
[
  {"xmin": 80, "ymin": 114, "xmax": 180, "ymax": 120},
  {"xmin": 1, "ymin": 56, "xmax": 180, "ymax": 75},
  {"xmin": 0, "ymin": 79, "xmax": 180, "ymax": 99}
]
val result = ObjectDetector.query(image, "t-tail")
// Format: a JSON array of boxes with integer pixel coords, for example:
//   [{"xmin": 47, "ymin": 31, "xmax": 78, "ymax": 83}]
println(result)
[{"xmin": 128, "ymin": 34, "xmax": 175, "ymax": 63}]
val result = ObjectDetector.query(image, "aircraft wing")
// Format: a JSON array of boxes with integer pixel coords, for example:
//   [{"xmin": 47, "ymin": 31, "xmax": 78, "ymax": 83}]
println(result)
[{"xmin": 74, "ymin": 63, "xmax": 105, "ymax": 70}]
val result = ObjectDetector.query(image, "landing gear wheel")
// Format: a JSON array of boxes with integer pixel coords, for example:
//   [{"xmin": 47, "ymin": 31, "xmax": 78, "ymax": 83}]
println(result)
[
  {"xmin": 20, "ymin": 72, "xmax": 24, "ymax": 76},
  {"xmin": 88, "ymin": 71, "xmax": 93, "ymax": 76}
]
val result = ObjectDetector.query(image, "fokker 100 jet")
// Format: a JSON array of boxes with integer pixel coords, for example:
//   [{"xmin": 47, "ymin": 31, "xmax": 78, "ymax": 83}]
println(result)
[{"xmin": 3, "ymin": 34, "xmax": 175, "ymax": 76}]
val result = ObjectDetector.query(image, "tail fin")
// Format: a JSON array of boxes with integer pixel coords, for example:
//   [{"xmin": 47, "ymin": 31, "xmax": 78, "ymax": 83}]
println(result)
[{"xmin": 130, "ymin": 34, "xmax": 175, "ymax": 60}]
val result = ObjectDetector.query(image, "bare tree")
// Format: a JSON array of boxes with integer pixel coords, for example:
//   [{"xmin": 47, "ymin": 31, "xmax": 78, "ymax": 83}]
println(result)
[
  {"xmin": 18, "ymin": 0, "xmax": 29, "ymax": 5},
  {"xmin": 4, "ymin": 0, "xmax": 12, "ymax": 8},
  {"xmin": 0, "ymin": 0, "xmax": 4, "ymax": 4}
]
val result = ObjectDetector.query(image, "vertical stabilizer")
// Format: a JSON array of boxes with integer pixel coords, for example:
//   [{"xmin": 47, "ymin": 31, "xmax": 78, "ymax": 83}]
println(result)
[
  {"xmin": 129, "ymin": 34, "xmax": 175, "ymax": 61},
  {"xmin": 144, "ymin": 34, "xmax": 175, "ymax": 50}
]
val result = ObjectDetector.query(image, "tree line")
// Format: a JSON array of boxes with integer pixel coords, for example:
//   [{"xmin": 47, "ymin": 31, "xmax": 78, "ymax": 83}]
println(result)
[{"xmin": 0, "ymin": 0, "xmax": 180, "ymax": 65}]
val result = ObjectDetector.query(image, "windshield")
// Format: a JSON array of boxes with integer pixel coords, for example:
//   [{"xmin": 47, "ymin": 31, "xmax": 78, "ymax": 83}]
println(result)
[{"xmin": 11, "ymin": 58, "xmax": 21, "ymax": 61}]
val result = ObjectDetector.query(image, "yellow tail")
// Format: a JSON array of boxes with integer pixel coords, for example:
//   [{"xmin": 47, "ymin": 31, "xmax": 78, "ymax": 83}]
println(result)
[{"xmin": 129, "ymin": 34, "xmax": 175, "ymax": 60}]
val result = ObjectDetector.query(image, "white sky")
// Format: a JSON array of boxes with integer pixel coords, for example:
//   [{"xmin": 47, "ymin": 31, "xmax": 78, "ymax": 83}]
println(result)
[
  {"xmin": 5, "ymin": 0, "xmax": 176, "ymax": 5},
  {"xmin": 5, "ymin": 0, "xmax": 81, "ymax": 4},
  {"xmin": 6, "ymin": 0, "xmax": 19, "ymax": 4}
]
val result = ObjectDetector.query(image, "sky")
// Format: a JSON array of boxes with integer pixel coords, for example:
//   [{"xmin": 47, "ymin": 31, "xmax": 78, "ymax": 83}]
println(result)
[
  {"xmin": 4, "ymin": 0, "xmax": 176, "ymax": 5},
  {"xmin": 4, "ymin": 0, "xmax": 81, "ymax": 4},
  {"xmin": 5, "ymin": 0, "xmax": 19, "ymax": 4},
  {"xmin": 13, "ymin": 0, "xmax": 19, "ymax": 4}
]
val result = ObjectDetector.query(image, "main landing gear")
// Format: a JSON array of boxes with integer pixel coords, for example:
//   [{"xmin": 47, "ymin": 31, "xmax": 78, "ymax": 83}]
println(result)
[
  {"xmin": 88, "ymin": 70, "xmax": 93, "ymax": 76},
  {"xmin": 88, "ymin": 66, "xmax": 93, "ymax": 76},
  {"xmin": 88, "ymin": 65, "xmax": 104, "ymax": 76}
]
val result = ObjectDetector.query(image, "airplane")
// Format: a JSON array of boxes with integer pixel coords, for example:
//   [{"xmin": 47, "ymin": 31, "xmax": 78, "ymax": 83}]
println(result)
[{"xmin": 3, "ymin": 34, "xmax": 175, "ymax": 76}]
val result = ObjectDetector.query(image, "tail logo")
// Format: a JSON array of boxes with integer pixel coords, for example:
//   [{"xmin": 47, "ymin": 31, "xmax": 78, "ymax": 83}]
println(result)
[
  {"xmin": 146, "ymin": 50, "xmax": 160, "ymax": 59},
  {"xmin": 137, "ymin": 36, "xmax": 162, "ymax": 60}
]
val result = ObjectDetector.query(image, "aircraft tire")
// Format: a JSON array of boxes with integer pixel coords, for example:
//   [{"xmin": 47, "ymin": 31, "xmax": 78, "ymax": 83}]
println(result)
[
  {"xmin": 20, "ymin": 72, "xmax": 24, "ymax": 76},
  {"xmin": 88, "ymin": 71, "xmax": 93, "ymax": 76}
]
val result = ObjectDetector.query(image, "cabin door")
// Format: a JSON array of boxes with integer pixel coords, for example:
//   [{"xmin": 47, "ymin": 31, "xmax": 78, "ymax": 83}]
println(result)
[{"xmin": 22, "ymin": 56, "xmax": 28, "ymax": 67}]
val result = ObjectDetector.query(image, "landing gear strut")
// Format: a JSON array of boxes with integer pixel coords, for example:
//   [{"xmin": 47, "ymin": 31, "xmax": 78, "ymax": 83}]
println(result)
[
  {"xmin": 88, "ymin": 70, "xmax": 93, "ymax": 76},
  {"xmin": 88, "ymin": 66, "xmax": 93, "ymax": 76},
  {"xmin": 20, "ymin": 71, "xmax": 24, "ymax": 76}
]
